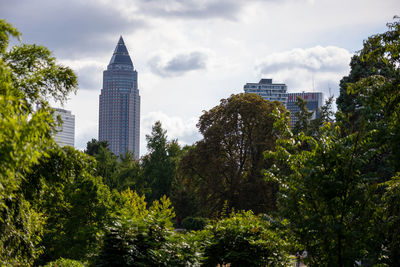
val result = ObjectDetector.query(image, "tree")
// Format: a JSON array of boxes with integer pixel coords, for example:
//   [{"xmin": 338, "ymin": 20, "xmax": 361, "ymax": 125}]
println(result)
[
  {"xmin": 84, "ymin": 139, "xmax": 120, "ymax": 190},
  {"xmin": 24, "ymin": 146, "xmax": 113, "ymax": 264},
  {"xmin": 95, "ymin": 189, "xmax": 202, "ymax": 266},
  {"xmin": 95, "ymin": 146, "xmax": 119, "ymax": 189},
  {"xmin": 0, "ymin": 19, "xmax": 77, "ymax": 265},
  {"xmin": 266, "ymin": 121, "xmax": 382, "ymax": 266},
  {"xmin": 3, "ymin": 39, "xmax": 77, "ymax": 110},
  {"xmin": 142, "ymin": 121, "xmax": 182, "ymax": 203},
  {"xmin": 84, "ymin": 138, "xmax": 109, "ymax": 156},
  {"xmin": 336, "ymin": 17, "xmax": 399, "ymax": 139},
  {"xmin": 292, "ymin": 96, "xmax": 335, "ymax": 137},
  {"xmin": 308, "ymin": 96, "xmax": 335, "ymax": 136},
  {"xmin": 268, "ymin": 17, "xmax": 400, "ymax": 266},
  {"xmin": 380, "ymin": 173, "xmax": 400, "ymax": 265},
  {"xmin": 292, "ymin": 96, "xmax": 313, "ymax": 135},
  {"xmin": 201, "ymin": 211, "xmax": 290, "ymax": 266},
  {"xmin": 116, "ymin": 151, "xmax": 145, "ymax": 193},
  {"xmin": 171, "ymin": 145, "xmax": 201, "ymax": 219},
  {"xmin": 347, "ymin": 17, "xmax": 400, "ymax": 265},
  {"xmin": 178, "ymin": 93, "xmax": 288, "ymax": 217}
]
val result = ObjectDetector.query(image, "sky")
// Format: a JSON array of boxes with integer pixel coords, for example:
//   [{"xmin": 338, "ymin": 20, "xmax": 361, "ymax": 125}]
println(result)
[{"xmin": 1, "ymin": 0, "xmax": 398, "ymax": 155}]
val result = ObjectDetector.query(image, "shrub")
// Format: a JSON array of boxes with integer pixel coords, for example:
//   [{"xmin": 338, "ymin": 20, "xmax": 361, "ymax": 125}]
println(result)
[
  {"xmin": 95, "ymin": 189, "xmax": 202, "ymax": 266},
  {"xmin": 43, "ymin": 258, "xmax": 86, "ymax": 267},
  {"xmin": 182, "ymin": 217, "xmax": 207, "ymax": 231},
  {"xmin": 201, "ymin": 211, "xmax": 290, "ymax": 267}
]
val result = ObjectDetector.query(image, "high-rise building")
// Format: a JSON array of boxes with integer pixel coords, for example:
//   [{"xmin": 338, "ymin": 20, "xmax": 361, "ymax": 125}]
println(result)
[
  {"xmin": 286, "ymin": 92, "xmax": 323, "ymax": 126},
  {"xmin": 243, "ymin": 78, "xmax": 288, "ymax": 105},
  {"xmin": 243, "ymin": 78, "xmax": 324, "ymax": 127},
  {"xmin": 53, "ymin": 108, "xmax": 75, "ymax": 147},
  {"xmin": 99, "ymin": 36, "xmax": 140, "ymax": 158}
]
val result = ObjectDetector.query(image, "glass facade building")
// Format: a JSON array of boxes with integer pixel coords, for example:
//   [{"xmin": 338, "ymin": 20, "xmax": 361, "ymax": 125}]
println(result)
[
  {"xmin": 286, "ymin": 92, "xmax": 323, "ymax": 127},
  {"xmin": 99, "ymin": 36, "xmax": 140, "ymax": 158},
  {"xmin": 243, "ymin": 78, "xmax": 323, "ymax": 127},
  {"xmin": 53, "ymin": 108, "xmax": 75, "ymax": 147}
]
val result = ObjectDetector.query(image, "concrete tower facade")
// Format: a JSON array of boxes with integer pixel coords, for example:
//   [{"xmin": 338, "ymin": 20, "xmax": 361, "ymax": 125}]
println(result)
[
  {"xmin": 243, "ymin": 78, "xmax": 288, "ymax": 106},
  {"xmin": 99, "ymin": 36, "xmax": 140, "ymax": 158}
]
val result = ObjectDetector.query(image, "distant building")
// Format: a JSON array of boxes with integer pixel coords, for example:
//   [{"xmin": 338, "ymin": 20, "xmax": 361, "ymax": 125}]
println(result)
[
  {"xmin": 243, "ymin": 78, "xmax": 288, "ymax": 105},
  {"xmin": 98, "ymin": 36, "xmax": 140, "ymax": 158},
  {"xmin": 53, "ymin": 108, "xmax": 75, "ymax": 147},
  {"xmin": 286, "ymin": 92, "xmax": 323, "ymax": 126}
]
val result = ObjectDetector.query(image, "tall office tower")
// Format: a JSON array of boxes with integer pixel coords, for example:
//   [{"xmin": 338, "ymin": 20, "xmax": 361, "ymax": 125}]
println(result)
[
  {"xmin": 53, "ymin": 108, "xmax": 75, "ymax": 147},
  {"xmin": 244, "ymin": 78, "xmax": 288, "ymax": 106},
  {"xmin": 286, "ymin": 92, "xmax": 323, "ymax": 126},
  {"xmin": 99, "ymin": 36, "xmax": 140, "ymax": 158}
]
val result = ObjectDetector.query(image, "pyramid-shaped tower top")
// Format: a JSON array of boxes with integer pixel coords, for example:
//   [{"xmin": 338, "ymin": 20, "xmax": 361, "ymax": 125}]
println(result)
[{"xmin": 109, "ymin": 36, "xmax": 133, "ymax": 66}]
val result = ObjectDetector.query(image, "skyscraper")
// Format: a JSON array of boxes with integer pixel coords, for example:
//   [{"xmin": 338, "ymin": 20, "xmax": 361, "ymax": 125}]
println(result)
[
  {"xmin": 53, "ymin": 108, "xmax": 75, "ymax": 147},
  {"xmin": 286, "ymin": 92, "xmax": 323, "ymax": 126},
  {"xmin": 243, "ymin": 78, "xmax": 288, "ymax": 106},
  {"xmin": 243, "ymin": 78, "xmax": 324, "ymax": 128},
  {"xmin": 99, "ymin": 36, "xmax": 140, "ymax": 158}
]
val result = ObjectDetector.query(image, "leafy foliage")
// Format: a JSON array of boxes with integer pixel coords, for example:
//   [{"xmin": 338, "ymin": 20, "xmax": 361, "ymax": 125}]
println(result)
[
  {"xmin": 25, "ymin": 146, "xmax": 113, "ymax": 264},
  {"xmin": 43, "ymin": 258, "xmax": 86, "ymax": 267},
  {"xmin": 266, "ymin": 122, "xmax": 382, "ymax": 266},
  {"xmin": 142, "ymin": 121, "xmax": 182, "ymax": 203},
  {"xmin": 292, "ymin": 96, "xmax": 314, "ymax": 135},
  {"xmin": 85, "ymin": 139, "xmax": 144, "ymax": 192},
  {"xmin": 380, "ymin": 173, "xmax": 400, "ymax": 265},
  {"xmin": 182, "ymin": 217, "xmax": 207, "ymax": 231},
  {"xmin": 0, "ymin": 19, "xmax": 76, "ymax": 265},
  {"xmin": 178, "ymin": 93, "xmax": 288, "ymax": 217},
  {"xmin": 2, "ymin": 16, "xmax": 400, "ymax": 267},
  {"xmin": 84, "ymin": 138, "xmax": 109, "ymax": 156},
  {"xmin": 96, "ymin": 189, "xmax": 202, "ymax": 266},
  {"xmin": 201, "ymin": 210, "xmax": 290, "ymax": 267},
  {"xmin": 4, "ymin": 43, "xmax": 77, "ymax": 108}
]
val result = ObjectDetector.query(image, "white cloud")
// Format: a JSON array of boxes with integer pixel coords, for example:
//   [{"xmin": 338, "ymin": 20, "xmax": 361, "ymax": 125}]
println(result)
[
  {"xmin": 257, "ymin": 46, "xmax": 351, "ymax": 73},
  {"xmin": 149, "ymin": 51, "xmax": 208, "ymax": 77},
  {"xmin": 141, "ymin": 111, "xmax": 201, "ymax": 153},
  {"xmin": 256, "ymin": 46, "xmax": 352, "ymax": 97}
]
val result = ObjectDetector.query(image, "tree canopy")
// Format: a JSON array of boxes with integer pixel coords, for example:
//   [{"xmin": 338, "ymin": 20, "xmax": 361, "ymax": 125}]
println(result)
[
  {"xmin": 178, "ymin": 93, "xmax": 289, "ymax": 217},
  {"xmin": 1, "ymin": 16, "xmax": 400, "ymax": 267}
]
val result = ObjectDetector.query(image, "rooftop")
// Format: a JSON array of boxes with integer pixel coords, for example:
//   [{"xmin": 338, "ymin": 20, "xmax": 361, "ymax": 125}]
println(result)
[{"xmin": 109, "ymin": 36, "xmax": 133, "ymax": 66}]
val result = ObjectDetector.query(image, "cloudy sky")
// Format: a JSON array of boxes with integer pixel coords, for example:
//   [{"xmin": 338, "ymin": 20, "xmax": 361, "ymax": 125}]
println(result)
[{"xmin": 1, "ymin": 0, "xmax": 398, "ymax": 155}]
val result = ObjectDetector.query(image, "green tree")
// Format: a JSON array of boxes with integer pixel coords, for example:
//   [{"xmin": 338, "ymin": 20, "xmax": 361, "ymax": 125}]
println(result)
[
  {"xmin": 85, "ymin": 139, "xmax": 146, "ymax": 193},
  {"xmin": 178, "ymin": 93, "xmax": 288, "ymax": 217},
  {"xmin": 84, "ymin": 138, "xmax": 109, "ymax": 156},
  {"xmin": 96, "ymin": 145, "xmax": 119, "ymax": 189},
  {"xmin": 171, "ymin": 145, "xmax": 201, "ymax": 220},
  {"xmin": 43, "ymin": 258, "xmax": 86, "ymax": 267},
  {"xmin": 116, "ymin": 150, "xmax": 145, "ymax": 193},
  {"xmin": 142, "ymin": 121, "xmax": 182, "ymax": 203},
  {"xmin": 380, "ymin": 173, "xmax": 400, "ymax": 265},
  {"xmin": 85, "ymin": 139, "xmax": 120, "ymax": 190},
  {"xmin": 96, "ymin": 189, "xmax": 202, "ymax": 266},
  {"xmin": 24, "ymin": 146, "xmax": 113, "ymax": 264},
  {"xmin": 3, "ymin": 35, "xmax": 77, "ymax": 110},
  {"xmin": 201, "ymin": 210, "xmax": 290, "ymax": 266},
  {"xmin": 347, "ymin": 17, "xmax": 400, "ymax": 265},
  {"xmin": 292, "ymin": 96, "xmax": 314, "ymax": 135},
  {"xmin": 266, "ymin": 121, "xmax": 381, "ymax": 266},
  {"xmin": 309, "ymin": 96, "xmax": 335, "ymax": 137},
  {"xmin": 336, "ymin": 17, "xmax": 399, "ymax": 139},
  {"xmin": 0, "ymin": 19, "xmax": 77, "ymax": 265},
  {"xmin": 268, "ymin": 17, "xmax": 400, "ymax": 266}
]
